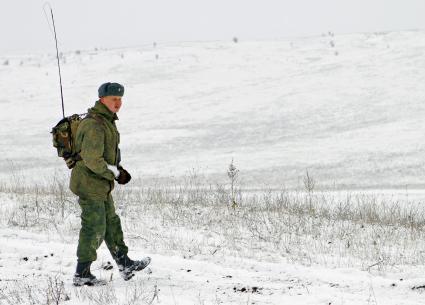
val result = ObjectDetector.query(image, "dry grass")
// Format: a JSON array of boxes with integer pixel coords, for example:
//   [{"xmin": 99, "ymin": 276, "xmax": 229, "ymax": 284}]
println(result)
[{"xmin": 1, "ymin": 170, "xmax": 425, "ymax": 271}]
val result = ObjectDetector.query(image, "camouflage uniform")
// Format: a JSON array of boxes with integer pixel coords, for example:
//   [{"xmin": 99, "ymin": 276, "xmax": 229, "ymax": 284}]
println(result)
[{"xmin": 70, "ymin": 100, "xmax": 128, "ymax": 262}]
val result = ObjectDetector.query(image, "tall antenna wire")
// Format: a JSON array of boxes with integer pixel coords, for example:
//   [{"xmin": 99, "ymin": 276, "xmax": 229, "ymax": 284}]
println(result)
[{"xmin": 44, "ymin": 3, "xmax": 65, "ymax": 118}]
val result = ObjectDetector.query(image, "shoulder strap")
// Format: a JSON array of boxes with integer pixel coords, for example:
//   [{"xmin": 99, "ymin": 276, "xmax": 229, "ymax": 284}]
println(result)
[
  {"xmin": 71, "ymin": 113, "xmax": 104, "ymax": 163},
  {"xmin": 86, "ymin": 113, "xmax": 105, "ymax": 125}
]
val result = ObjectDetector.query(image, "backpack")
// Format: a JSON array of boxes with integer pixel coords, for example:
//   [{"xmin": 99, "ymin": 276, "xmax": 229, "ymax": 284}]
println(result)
[
  {"xmin": 51, "ymin": 112, "xmax": 106, "ymax": 169},
  {"xmin": 51, "ymin": 114, "xmax": 86, "ymax": 168}
]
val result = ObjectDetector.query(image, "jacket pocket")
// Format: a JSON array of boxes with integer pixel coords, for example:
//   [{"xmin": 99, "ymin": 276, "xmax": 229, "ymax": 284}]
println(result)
[{"xmin": 70, "ymin": 164, "xmax": 110, "ymax": 200}]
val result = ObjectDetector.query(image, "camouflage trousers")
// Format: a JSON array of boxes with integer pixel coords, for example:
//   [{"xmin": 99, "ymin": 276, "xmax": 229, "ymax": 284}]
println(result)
[{"xmin": 77, "ymin": 194, "xmax": 128, "ymax": 263}]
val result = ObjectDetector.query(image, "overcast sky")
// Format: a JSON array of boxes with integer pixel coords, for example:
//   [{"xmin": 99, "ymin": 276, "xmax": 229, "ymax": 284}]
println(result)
[{"xmin": 2, "ymin": 0, "xmax": 425, "ymax": 54}]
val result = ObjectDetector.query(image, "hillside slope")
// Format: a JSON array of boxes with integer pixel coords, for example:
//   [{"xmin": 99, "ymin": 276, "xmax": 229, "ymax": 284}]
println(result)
[{"xmin": 1, "ymin": 31, "xmax": 425, "ymax": 189}]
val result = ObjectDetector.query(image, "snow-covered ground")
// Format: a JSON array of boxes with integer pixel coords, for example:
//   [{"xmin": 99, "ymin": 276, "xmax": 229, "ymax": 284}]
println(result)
[
  {"xmin": 3, "ymin": 226, "xmax": 425, "ymax": 305},
  {"xmin": 2, "ymin": 187, "xmax": 425, "ymax": 305},
  {"xmin": 2, "ymin": 31, "xmax": 425, "ymax": 304},
  {"xmin": 2, "ymin": 30, "xmax": 425, "ymax": 189}
]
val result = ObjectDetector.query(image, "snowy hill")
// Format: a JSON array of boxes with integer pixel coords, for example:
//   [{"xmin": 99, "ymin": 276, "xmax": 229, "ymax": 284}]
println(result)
[
  {"xmin": 1, "ymin": 30, "xmax": 425, "ymax": 190},
  {"xmin": 3, "ymin": 31, "xmax": 425, "ymax": 305}
]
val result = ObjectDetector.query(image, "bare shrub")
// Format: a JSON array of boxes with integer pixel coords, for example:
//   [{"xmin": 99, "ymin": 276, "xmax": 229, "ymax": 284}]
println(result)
[
  {"xmin": 46, "ymin": 275, "xmax": 70, "ymax": 305},
  {"xmin": 2, "ymin": 169, "xmax": 425, "ymax": 269},
  {"xmin": 73, "ymin": 279, "xmax": 155, "ymax": 305},
  {"xmin": 227, "ymin": 159, "xmax": 240, "ymax": 208},
  {"xmin": 0, "ymin": 275, "xmax": 69, "ymax": 305},
  {"xmin": 74, "ymin": 283, "xmax": 117, "ymax": 305}
]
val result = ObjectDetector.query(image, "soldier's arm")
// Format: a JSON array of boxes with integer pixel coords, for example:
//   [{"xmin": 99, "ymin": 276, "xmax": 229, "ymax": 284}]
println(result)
[{"xmin": 80, "ymin": 122, "xmax": 115, "ymax": 181}]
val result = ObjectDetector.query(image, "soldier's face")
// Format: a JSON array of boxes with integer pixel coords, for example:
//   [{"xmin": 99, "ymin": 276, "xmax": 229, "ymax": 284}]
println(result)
[{"xmin": 100, "ymin": 96, "xmax": 122, "ymax": 113}]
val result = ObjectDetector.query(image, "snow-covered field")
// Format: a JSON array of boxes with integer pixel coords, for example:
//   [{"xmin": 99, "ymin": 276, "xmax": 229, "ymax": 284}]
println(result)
[
  {"xmin": 1, "ymin": 31, "xmax": 425, "ymax": 304},
  {"xmin": 2, "ymin": 30, "xmax": 425, "ymax": 189},
  {"xmin": 2, "ymin": 185, "xmax": 425, "ymax": 305}
]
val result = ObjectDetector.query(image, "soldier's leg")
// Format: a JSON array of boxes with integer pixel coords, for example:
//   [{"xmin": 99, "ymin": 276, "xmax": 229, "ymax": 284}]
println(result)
[
  {"xmin": 77, "ymin": 197, "xmax": 107, "ymax": 263},
  {"xmin": 104, "ymin": 195, "xmax": 151, "ymax": 280},
  {"xmin": 104, "ymin": 194, "xmax": 129, "ymax": 258}
]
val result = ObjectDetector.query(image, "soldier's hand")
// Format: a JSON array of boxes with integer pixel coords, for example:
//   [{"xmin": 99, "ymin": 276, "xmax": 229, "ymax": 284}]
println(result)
[{"xmin": 116, "ymin": 166, "xmax": 131, "ymax": 185}]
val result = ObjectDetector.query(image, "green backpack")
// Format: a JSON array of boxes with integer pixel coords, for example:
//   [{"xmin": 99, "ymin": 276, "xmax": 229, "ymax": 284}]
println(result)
[
  {"xmin": 51, "ymin": 113, "xmax": 105, "ymax": 168},
  {"xmin": 51, "ymin": 114, "xmax": 85, "ymax": 168}
]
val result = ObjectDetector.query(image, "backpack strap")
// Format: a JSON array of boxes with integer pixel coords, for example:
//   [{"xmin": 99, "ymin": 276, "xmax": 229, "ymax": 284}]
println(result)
[
  {"xmin": 86, "ymin": 113, "xmax": 105, "ymax": 125},
  {"xmin": 73, "ymin": 154, "xmax": 83, "ymax": 161},
  {"xmin": 68, "ymin": 113, "xmax": 103, "ymax": 167},
  {"xmin": 70, "ymin": 113, "xmax": 104, "ymax": 165}
]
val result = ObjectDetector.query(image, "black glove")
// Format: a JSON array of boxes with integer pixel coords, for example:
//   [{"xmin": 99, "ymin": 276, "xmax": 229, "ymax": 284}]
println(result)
[{"xmin": 116, "ymin": 166, "xmax": 131, "ymax": 185}]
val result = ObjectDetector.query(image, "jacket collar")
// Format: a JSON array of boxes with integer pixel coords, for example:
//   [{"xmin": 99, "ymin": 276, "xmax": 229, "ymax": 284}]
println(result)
[{"xmin": 89, "ymin": 100, "xmax": 119, "ymax": 121}]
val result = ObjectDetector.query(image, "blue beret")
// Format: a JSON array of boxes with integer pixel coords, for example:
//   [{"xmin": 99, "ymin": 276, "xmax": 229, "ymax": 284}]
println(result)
[{"xmin": 98, "ymin": 82, "xmax": 124, "ymax": 97}]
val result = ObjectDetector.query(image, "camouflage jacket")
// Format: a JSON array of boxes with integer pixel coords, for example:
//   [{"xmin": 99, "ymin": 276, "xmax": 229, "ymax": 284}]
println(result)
[{"xmin": 70, "ymin": 100, "xmax": 121, "ymax": 201}]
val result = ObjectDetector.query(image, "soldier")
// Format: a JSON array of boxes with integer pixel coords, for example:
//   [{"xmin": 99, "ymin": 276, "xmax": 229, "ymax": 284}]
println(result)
[{"xmin": 70, "ymin": 82, "xmax": 151, "ymax": 286}]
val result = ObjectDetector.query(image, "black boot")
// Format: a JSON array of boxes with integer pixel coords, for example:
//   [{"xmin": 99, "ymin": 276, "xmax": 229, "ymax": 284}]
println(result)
[
  {"xmin": 114, "ymin": 252, "xmax": 151, "ymax": 281},
  {"xmin": 73, "ymin": 261, "xmax": 107, "ymax": 286}
]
